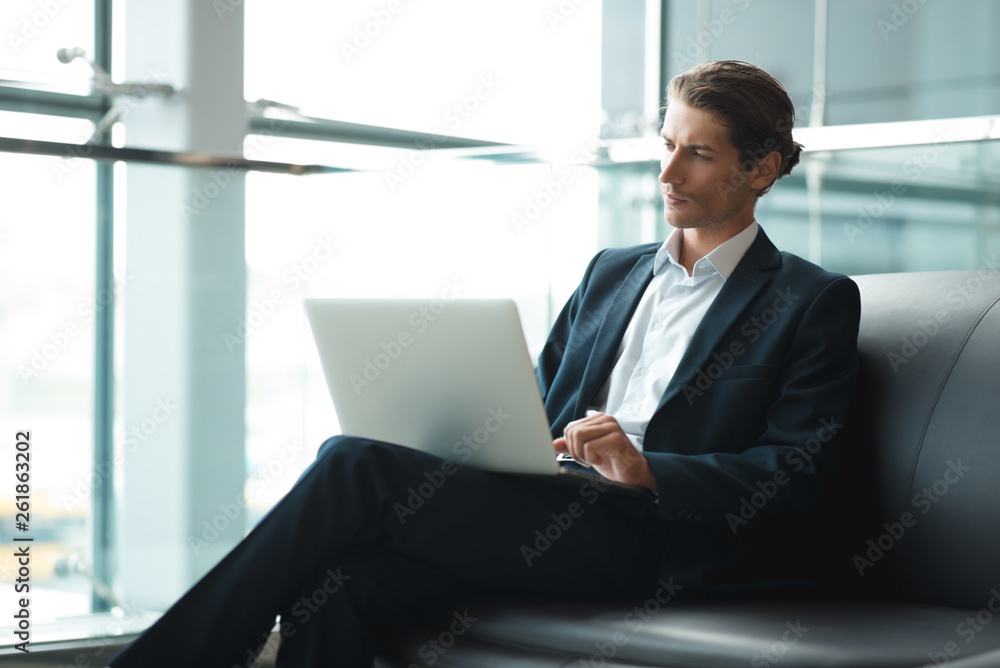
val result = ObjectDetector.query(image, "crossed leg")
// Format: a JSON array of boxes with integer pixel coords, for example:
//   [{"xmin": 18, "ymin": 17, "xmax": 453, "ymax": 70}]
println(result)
[{"xmin": 109, "ymin": 436, "xmax": 664, "ymax": 667}]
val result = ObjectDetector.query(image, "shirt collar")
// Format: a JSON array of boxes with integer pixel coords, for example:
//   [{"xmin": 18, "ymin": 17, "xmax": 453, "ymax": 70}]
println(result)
[{"xmin": 653, "ymin": 220, "xmax": 759, "ymax": 280}]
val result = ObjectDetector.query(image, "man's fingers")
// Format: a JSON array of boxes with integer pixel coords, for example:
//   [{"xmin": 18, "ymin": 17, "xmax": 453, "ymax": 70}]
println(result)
[
  {"xmin": 564, "ymin": 429, "xmax": 621, "ymax": 469},
  {"xmin": 576, "ymin": 435, "xmax": 616, "ymax": 469},
  {"xmin": 560, "ymin": 415, "xmax": 655, "ymax": 490},
  {"xmin": 554, "ymin": 437, "xmax": 594, "ymax": 467},
  {"xmin": 561, "ymin": 416, "xmax": 609, "ymax": 466},
  {"xmin": 563, "ymin": 421, "xmax": 614, "ymax": 447},
  {"xmin": 564, "ymin": 411, "xmax": 608, "ymax": 431},
  {"xmin": 562, "ymin": 419, "xmax": 638, "ymax": 478},
  {"xmin": 556, "ymin": 435, "xmax": 593, "ymax": 467}
]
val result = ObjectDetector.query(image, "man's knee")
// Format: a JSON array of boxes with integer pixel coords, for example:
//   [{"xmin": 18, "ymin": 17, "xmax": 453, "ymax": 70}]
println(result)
[
  {"xmin": 315, "ymin": 434, "xmax": 380, "ymax": 461},
  {"xmin": 315, "ymin": 435, "xmax": 414, "ymax": 472},
  {"xmin": 316, "ymin": 434, "xmax": 350, "ymax": 460}
]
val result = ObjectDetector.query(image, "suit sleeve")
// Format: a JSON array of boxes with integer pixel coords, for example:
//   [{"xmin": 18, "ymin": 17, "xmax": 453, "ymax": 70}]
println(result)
[
  {"xmin": 643, "ymin": 276, "xmax": 861, "ymax": 526},
  {"xmin": 535, "ymin": 249, "xmax": 606, "ymax": 404}
]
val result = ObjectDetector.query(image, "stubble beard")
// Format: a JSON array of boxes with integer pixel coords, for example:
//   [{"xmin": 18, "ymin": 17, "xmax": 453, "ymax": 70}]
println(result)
[{"xmin": 663, "ymin": 183, "xmax": 757, "ymax": 231}]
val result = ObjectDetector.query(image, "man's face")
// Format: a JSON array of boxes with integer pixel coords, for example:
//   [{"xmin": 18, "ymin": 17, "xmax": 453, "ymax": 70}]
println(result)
[{"xmin": 658, "ymin": 100, "xmax": 760, "ymax": 233}]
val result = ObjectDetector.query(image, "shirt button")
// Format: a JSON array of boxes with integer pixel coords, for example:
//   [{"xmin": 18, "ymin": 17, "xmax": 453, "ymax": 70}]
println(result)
[
  {"xmin": 652, "ymin": 321, "xmax": 663, "ymax": 331},
  {"xmin": 637, "ymin": 367, "xmax": 648, "ymax": 377}
]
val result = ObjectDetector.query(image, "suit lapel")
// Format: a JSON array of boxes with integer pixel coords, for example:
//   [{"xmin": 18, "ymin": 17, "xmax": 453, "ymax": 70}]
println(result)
[
  {"xmin": 574, "ymin": 252, "xmax": 656, "ymax": 416},
  {"xmin": 655, "ymin": 229, "xmax": 783, "ymax": 411}
]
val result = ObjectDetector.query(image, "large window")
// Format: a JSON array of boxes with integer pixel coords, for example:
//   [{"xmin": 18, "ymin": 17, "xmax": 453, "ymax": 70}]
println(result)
[
  {"xmin": 663, "ymin": 0, "xmax": 1000, "ymax": 126},
  {"xmin": 0, "ymin": 0, "xmax": 96, "ymax": 93},
  {"xmin": 244, "ymin": 0, "xmax": 604, "ymax": 148},
  {"xmin": 645, "ymin": 0, "xmax": 1000, "ymax": 268},
  {"xmin": 826, "ymin": 0, "xmax": 1000, "ymax": 125},
  {"xmin": 0, "ymin": 148, "xmax": 98, "ymax": 621}
]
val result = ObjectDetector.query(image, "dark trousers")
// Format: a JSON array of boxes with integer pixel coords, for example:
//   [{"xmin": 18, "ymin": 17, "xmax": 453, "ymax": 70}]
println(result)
[{"xmin": 108, "ymin": 436, "xmax": 665, "ymax": 667}]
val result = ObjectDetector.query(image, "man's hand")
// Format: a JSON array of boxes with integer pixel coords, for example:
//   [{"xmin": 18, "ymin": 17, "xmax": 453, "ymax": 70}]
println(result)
[{"xmin": 553, "ymin": 412, "xmax": 658, "ymax": 492}]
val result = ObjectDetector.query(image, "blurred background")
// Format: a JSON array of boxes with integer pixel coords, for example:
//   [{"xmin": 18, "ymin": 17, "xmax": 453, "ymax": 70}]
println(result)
[{"xmin": 1, "ymin": 0, "xmax": 998, "ymax": 647}]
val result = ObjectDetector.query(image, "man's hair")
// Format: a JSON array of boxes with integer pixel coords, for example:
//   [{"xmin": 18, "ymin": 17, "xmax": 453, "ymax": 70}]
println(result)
[{"xmin": 666, "ymin": 60, "xmax": 804, "ymax": 197}]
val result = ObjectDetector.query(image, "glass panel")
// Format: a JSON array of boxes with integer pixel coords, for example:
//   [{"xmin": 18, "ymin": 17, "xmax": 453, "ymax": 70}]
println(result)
[
  {"xmin": 827, "ymin": 0, "xmax": 1000, "ymax": 124},
  {"xmin": 793, "ymin": 139, "xmax": 1000, "ymax": 275},
  {"xmin": 664, "ymin": 0, "xmax": 818, "ymax": 124},
  {"xmin": 596, "ymin": 138, "xmax": 1000, "ymax": 276},
  {"xmin": 0, "ymin": 0, "xmax": 97, "ymax": 93},
  {"xmin": 0, "ymin": 109, "xmax": 95, "ymax": 143},
  {"xmin": 245, "ymin": 0, "xmax": 604, "ymax": 147},
  {"xmin": 0, "ymin": 150, "xmax": 98, "ymax": 624},
  {"xmin": 243, "ymin": 132, "xmax": 427, "ymax": 173},
  {"xmin": 664, "ymin": 0, "xmax": 1000, "ymax": 126}
]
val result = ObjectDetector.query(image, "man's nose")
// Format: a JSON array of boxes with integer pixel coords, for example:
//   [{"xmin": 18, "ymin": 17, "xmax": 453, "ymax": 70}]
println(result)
[{"xmin": 659, "ymin": 152, "xmax": 681, "ymax": 184}]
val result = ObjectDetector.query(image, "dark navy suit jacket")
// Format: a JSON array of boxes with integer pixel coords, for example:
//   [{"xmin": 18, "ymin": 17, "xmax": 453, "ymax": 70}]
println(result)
[{"xmin": 536, "ymin": 227, "xmax": 861, "ymax": 595}]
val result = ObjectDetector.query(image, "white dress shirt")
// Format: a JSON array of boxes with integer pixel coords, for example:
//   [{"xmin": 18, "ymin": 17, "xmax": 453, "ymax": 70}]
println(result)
[{"xmin": 591, "ymin": 221, "xmax": 759, "ymax": 450}]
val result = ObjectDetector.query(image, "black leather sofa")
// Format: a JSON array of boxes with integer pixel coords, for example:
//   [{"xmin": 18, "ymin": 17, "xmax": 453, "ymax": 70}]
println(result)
[{"xmin": 376, "ymin": 270, "xmax": 1000, "ymax": 668}]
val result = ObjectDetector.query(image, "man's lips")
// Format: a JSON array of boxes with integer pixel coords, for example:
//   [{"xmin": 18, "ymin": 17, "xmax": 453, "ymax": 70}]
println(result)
[{"xmin": 663, "ymin": 191, "xmax": 688, "ymax": 205}]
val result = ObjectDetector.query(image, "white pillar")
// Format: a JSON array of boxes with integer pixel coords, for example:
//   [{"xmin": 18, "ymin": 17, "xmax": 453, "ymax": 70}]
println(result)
[{"xmin": 120, "ymin": 0, "xmax": 246, "ymax": 609}]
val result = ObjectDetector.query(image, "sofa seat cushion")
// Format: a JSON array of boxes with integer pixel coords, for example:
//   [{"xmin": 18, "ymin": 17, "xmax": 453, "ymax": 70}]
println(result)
[{"xmin": 382, "ymin": 598, "xmax": 1000, "ymax": 667}]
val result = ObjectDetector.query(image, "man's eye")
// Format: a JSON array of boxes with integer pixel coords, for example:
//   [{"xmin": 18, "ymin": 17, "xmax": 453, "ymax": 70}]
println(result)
[{"xmin": 692, "ymin": 151, "xmax": 710, "ymax": 161}]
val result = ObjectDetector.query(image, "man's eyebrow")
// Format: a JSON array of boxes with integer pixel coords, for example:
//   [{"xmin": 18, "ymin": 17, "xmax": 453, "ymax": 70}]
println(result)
[{"xmin": 658, "ymin": 132, "xmax": 720, "ymax": 154}]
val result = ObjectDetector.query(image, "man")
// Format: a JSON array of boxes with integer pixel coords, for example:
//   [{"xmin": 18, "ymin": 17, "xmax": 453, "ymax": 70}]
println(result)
[{"xmin": 110, "ymin": 60, "xmax": 859, "ymax": 667}]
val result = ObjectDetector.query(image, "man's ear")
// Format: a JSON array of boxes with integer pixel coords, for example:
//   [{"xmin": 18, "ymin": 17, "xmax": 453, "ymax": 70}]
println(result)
[{"xmin": 749, "ymin": 151, "xmax": 782, "ymax": 192}]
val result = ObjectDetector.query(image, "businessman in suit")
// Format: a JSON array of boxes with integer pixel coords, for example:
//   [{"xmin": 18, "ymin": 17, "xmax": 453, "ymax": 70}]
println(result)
[{"xmin": 110, "ymin": 60, "xmax": 859, "ymax": 667}]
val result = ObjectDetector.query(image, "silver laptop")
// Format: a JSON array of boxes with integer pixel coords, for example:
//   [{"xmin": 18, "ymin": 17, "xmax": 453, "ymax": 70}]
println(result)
[{"xmin": 303, "ymin": 297, "xmax": 648, "ymax": 494}]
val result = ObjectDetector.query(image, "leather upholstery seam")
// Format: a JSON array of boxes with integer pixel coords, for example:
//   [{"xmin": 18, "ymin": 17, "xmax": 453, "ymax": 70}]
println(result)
[{"xmin": 893, "ymin": 293, "xmax": 1000, "ymax": 584}]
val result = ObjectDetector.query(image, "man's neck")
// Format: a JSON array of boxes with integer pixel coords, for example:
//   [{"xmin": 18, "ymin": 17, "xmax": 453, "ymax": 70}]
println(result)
[{"xmin": 678, "ymin": 220, "xmax": 754, "ymax": 276}]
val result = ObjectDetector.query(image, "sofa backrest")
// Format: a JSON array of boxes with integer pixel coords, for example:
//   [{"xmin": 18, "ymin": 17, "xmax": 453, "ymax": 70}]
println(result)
[{"xmin": 843, "ymin": 269, "xmax": 1000, "ymax": 608}]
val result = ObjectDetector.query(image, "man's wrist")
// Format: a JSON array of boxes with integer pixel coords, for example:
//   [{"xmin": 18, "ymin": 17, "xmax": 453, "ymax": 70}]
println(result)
[{"xmin": 631, "ymin": 459, "xmax": 658, "ymax": 492}]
